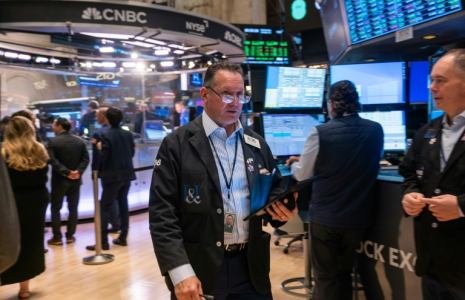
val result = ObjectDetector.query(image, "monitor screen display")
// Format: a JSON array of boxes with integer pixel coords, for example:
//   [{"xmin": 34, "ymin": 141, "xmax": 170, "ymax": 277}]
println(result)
[
  {"xmin": 359, "ymin": 111, "xmax": 407, "ymax": 151},
  {"xmin": 330, "ymin": 62, "xmax": 406, "ymax": 105},
  {"xmin": 263, "ymin": 114, "xmax": 325, "ymax": 156},
  {"xmin": 409, "ymin": 61, "xmax": 430, "ymax": 104},
  {"xmin": 265, "ymin": 66, "xmax": 326, "ymax": 109},
  {"xmin": 319, "ymin": 0, "xmax": 350, "ymax": 63},
  {"xmin": 345, "ymin": 0, "xmax": 463, "ymax": 44}
]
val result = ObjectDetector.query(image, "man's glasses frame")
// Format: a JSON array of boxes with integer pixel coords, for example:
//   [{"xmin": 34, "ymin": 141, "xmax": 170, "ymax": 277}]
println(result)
[{"xmin": 206, "ymin": 86, "xmax": 251, "ymax": 104}]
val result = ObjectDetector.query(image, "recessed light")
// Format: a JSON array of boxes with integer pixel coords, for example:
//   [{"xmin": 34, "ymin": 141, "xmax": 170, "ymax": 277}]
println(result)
[
  {"xmin": 422, "ymin": 35, "xmax": 437, "ymax": 40},
  {"xmin": 365, "ymin": 58, "xmax": 375, "ymax": 62}
]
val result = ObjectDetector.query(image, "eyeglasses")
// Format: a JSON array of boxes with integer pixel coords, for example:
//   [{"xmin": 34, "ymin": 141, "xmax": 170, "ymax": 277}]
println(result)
[{"xmin": 207, "ymin": 86, "xmax": 251, "ymax": 104}]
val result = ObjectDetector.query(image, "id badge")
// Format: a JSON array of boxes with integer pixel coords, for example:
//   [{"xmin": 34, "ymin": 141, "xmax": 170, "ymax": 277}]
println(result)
[{"xmin": 224, "ymin": 212, "xmax": 236, "ymax": 235}]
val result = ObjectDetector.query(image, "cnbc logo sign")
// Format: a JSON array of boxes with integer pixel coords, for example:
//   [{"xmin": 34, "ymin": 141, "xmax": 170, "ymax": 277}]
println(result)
[{"xmin": 81, "ymin": 7, "xmax": 147, "ymax": 24}]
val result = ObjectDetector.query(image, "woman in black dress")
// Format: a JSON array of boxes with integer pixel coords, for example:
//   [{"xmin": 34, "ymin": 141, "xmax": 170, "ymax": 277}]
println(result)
[{"xmin": 0, "ymin": 116, "xmax": 49, "ymax": 299}]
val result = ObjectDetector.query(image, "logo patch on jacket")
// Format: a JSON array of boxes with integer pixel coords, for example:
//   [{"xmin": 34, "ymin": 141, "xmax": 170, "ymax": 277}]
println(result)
[{"xmin": 184, "ymin": 185, "xmax": 201, "ymax": 204}]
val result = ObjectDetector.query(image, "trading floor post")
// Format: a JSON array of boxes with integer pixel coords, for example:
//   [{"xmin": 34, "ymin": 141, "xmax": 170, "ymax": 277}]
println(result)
[{"xmin": 82, "ymin": 171, "xmax": 114, "ymax": 265}]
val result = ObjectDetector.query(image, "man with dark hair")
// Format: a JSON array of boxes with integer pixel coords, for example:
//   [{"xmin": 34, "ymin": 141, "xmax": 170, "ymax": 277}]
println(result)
[
  {"xmin": 175, "ymin": 100, "xmax": 189, "ymax": 127},
  {"xmin": 399, "ymin": 49, "xmax": 465, "ymax": 299},
  {"xmin": 81, "ymin": 100, "xmax": 99, "ymax": 135},
  {"xmin": 286, "ymin": 80, "xmax": 384, "ymax": 300},
  {"xmin": 87, "ymin": 107, "xmax": 136, "ymax": 250},
  {"xmin": 149, "ymin": 61, "xmax": 297, "ymax": 300},
  {"xmin": 47, "ymin": 117, "xmax": 89, "ymax": 245}
]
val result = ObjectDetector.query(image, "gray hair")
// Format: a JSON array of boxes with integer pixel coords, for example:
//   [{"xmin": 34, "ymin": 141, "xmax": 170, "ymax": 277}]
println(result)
[
  {"xmin": 203, "ymin": 61, "xmax": 243, "ymax": 88},
  {"xmin": 443, "ymin": 48, "xmax": 465, "ymax": 78}
]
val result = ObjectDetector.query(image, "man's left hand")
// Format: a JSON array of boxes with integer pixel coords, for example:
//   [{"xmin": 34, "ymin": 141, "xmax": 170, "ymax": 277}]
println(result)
[
  {"xmin": 266, "ymin": 192, "xmax": 298, "ymax": 222},
  {"xmin": 422, "ymin": 195, "xmax": 462, "ymax": 221}
]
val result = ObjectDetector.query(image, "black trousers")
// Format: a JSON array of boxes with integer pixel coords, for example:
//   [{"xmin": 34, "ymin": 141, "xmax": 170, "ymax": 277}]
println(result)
[
  {"xmin": 100, "ymin": 180, "xmax": 131, "ymax": 244},
  {"xmin": 51, "ymin": 180, "xmax": 81, "ymax": 239},
  {"xmin": 310, "ymin": 222, "xmax": 366, "ymax": 300},
  {"xmin": 171, "ymin": 246, "xmax": 272, "ymax": 300},
  {"xmin": 422, "ymin": 272, "xmax": 465, "ymax": 300}
]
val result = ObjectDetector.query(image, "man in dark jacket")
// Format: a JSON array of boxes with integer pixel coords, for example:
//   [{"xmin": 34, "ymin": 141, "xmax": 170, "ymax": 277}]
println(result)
[
  {"xmin": 47, "ymin": 118, "xmax": 89, "ymax": 245},
  {"xmin": 86, "ymin": 107, "xmax": 136, "ymax": 250},
  {"xmin": 149, "ymin": 62, "xmax": 297, "ymax": 300},
  {"xmin": 80, "ymin": 100, "xmax": 99, "ymax": 135},
  {"xmin": 399, "ymin": 49, "xmax": 465, "ymax": 299},
  {"xmin": 287, "ymin": 80, "xmax": 384, "ymax": 300},
  {"xmin": 92, "ymin": 107, "xmax": 120, "ymax": 233}
]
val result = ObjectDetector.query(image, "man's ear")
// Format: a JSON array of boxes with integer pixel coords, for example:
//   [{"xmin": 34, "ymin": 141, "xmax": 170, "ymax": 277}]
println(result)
[{"xmin": 200, "ymin": 87, "xmax": 208, "ymax": 105}]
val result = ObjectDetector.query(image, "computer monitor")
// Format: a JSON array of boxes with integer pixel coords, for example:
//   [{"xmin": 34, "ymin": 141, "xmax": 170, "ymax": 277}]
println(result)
[
  {"xmin": 262, "ymin": 114, "xmax": 325, "ymax": 156},
  {"xmin": 358, "ymin": 111, "xmax": 407, "ymax": 151},
  {"xmin": 409, "ymin": 61, "xmax": 430, "ymax": 104},
  {"xmin": 264, "ymin": 66, "xmax": 326, "ymax": 109},
  {"xmin": 144, "ymin": 120, "xmax": 165, "ymax": 140},
  {"xmin": 330, "ymin": 62, "xmax": 406, "ymax": 105}
]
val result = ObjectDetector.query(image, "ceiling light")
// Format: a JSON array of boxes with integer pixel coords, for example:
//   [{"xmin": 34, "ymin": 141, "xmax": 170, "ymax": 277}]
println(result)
[
  {"xmin": 188, "ymin": 61, "xmax": 196, "ymax": 69},
  {"xmin": 92, "ymin": 62, "xmax": 102, "ymax": 67},
  {"xmin": 180, "ymin": 54, "xmax": 202, "ymax": 59},
  {"xmin": 100, "ymin": 46, "xmax": 115, "ymax": 53},
  {"xmin": 122, "ymin": 62, "xmax": 136, "ymax": 68},
  {"xmin": 136, "ymin": 62, "xmax": 146, "ymax": 70},
  {"xmin": 160, "ymin": 61, "xmax": 174, "ymax": 67},
  {"xmin": 101, "ymin": 62, "xmax": 117, "ymax": 68},
  {"xmin": 50, "ymin": 58, "xmax": 61, "ymax": 64},
  {"xmin": 422, "ymin": 35, "xmax": 437, "ymax": 40},
  {"xmin": 18, "ymin": 54, "xmax": 32, "ymax": 61},
  {"xmin": 154, "ymin": 49, "xmax": 170, "ymax": 55},
  {"xmin": 150, "ymin": 64, "xmax": 156, "ymax": 69},
  {"xmin": 4, "ymin": 52, "xmax": 18, "ymax": 59},
  {"xmin": 123, "ymin": 40, "xmax": 154, "ymax": 48},
  {"xmin": 131, "ymin": 52, "xmax": 139, "ymax": 59},
  {"xmin": 207, "ymin": 61, "xmax": 212, "ymax": 66},
  {"xmin": 365, "ymin": 58, "xmax": 375, "ymax": 62},
  {"xmin": 168, "ymin": 44, "xmax": 186, "ymax": 50},
  {"xmin": 86, "ymin": 62, "xmax": 92, "ymax": 68},
  {"xmin": 81, "ymin": 32, "xmax": 133, "ymax": 39},
  {"xmin": 36, "ymin": 57, "xmax": 49, "ymax": 63},
  {"xmin": 0, "ymin": 50, "xmax": 4, "ymax": 56},
  {"xmin": 120, "ymin": 67, "xmax": 125, "ymax": 72},
  {"xmin": 173, "ymin": 50, "xmax": 185, "ymax": 55}
]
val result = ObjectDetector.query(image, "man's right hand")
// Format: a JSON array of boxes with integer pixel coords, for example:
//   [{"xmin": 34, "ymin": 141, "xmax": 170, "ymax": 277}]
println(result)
[
  {"xmin": 174, "ymin": 276, "xmax": 204, "ymax": 300},
  {"xmin": 402, "ymin": 192, "xmax": 426, "ymax": 215}
]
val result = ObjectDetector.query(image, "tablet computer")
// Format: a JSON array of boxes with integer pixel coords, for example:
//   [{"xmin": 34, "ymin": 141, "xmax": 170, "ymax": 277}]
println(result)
[{"xmin": 244, "ymin": 178, "xmax": 314, "ymax": 221}]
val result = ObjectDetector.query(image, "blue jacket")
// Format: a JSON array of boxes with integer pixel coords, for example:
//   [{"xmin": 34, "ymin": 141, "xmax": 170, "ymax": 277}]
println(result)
[{"xmin": 310, "ymin": 114, "xmax": 384, "ymax": 228}]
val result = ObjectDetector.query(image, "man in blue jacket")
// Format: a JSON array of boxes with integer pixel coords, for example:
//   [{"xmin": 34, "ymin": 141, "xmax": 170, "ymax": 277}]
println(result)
[{"xmin": 287, "ymin": 80, "xmax": 384, "ymax": 300}]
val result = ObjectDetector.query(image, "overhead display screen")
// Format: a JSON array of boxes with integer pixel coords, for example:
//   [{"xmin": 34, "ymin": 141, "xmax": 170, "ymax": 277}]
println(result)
[
  {"xmin": 237, "ymin": 26, "xmax": 290, "ymax": 65},
  {"xmin": 409, "ymin": 61, "xmax": 430, "ymax": 104},
  {"xmin": 345, "ymin": 0, "xmax": 463, "ymax": 44},
  {"xmin": 265, "ymin": 66, "xmax": 326, "ymax": 109},
  {"xmin": 330, "ymin": 62, "xmax": 406, "ymax": 105}
]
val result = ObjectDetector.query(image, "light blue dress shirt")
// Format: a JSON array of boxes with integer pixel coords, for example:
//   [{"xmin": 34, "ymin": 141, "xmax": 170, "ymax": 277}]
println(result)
[
  {"xmin": 440, "ymin": 111, "xmax": 465, "ymax": 217},
  {"xmin": 169, "ymin": 111, "xmax": 250, "ymax": 286}
]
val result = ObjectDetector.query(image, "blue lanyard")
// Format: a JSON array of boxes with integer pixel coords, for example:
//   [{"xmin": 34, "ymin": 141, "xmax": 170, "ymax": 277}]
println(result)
[{"xmin": 209, "ymin": 132, "xmax": 239, "ymax": 200}]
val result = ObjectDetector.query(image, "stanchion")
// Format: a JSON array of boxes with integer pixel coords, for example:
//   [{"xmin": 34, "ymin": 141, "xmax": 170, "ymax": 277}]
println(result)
[
  {"xmin": 83, "ymin": 171, "xmax": 114, "ymax": 265},
  {"xmin": 281, "ymin": 228, "xmax": 313, "ymax": 299}
]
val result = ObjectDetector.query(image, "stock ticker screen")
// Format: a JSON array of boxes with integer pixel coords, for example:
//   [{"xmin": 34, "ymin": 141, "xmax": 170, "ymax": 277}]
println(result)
[
  {"xmin": 239, "ymin": 26, "xmax": 290, "ymax": 65},
  {"xmin": 346, "ymin": 0, "xmax": 463, "ymax": 44}
]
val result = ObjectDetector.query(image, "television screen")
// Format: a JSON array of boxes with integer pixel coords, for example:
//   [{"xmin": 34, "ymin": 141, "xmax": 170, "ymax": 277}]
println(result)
[
  {"xmin": 359, "ymin": 111, "xmax": 406, "ymax": 151},
  {"xmin": 409, "ymin": 61, "xmax": 430, "ymax": 104},
  {"xmin": 263, "ymin": 114, "xmax": 325, "ymax": 156},
  {"xmin": 330, "ymin": 62, "xmax": 406, "ymax": 105},
  {"xmin": 345, "ymin": 0, "xmax": 463, "ymax": 44},
  {"xmin": 265, "ymin": 66, "xmax": 326, "ymax": 109}
]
